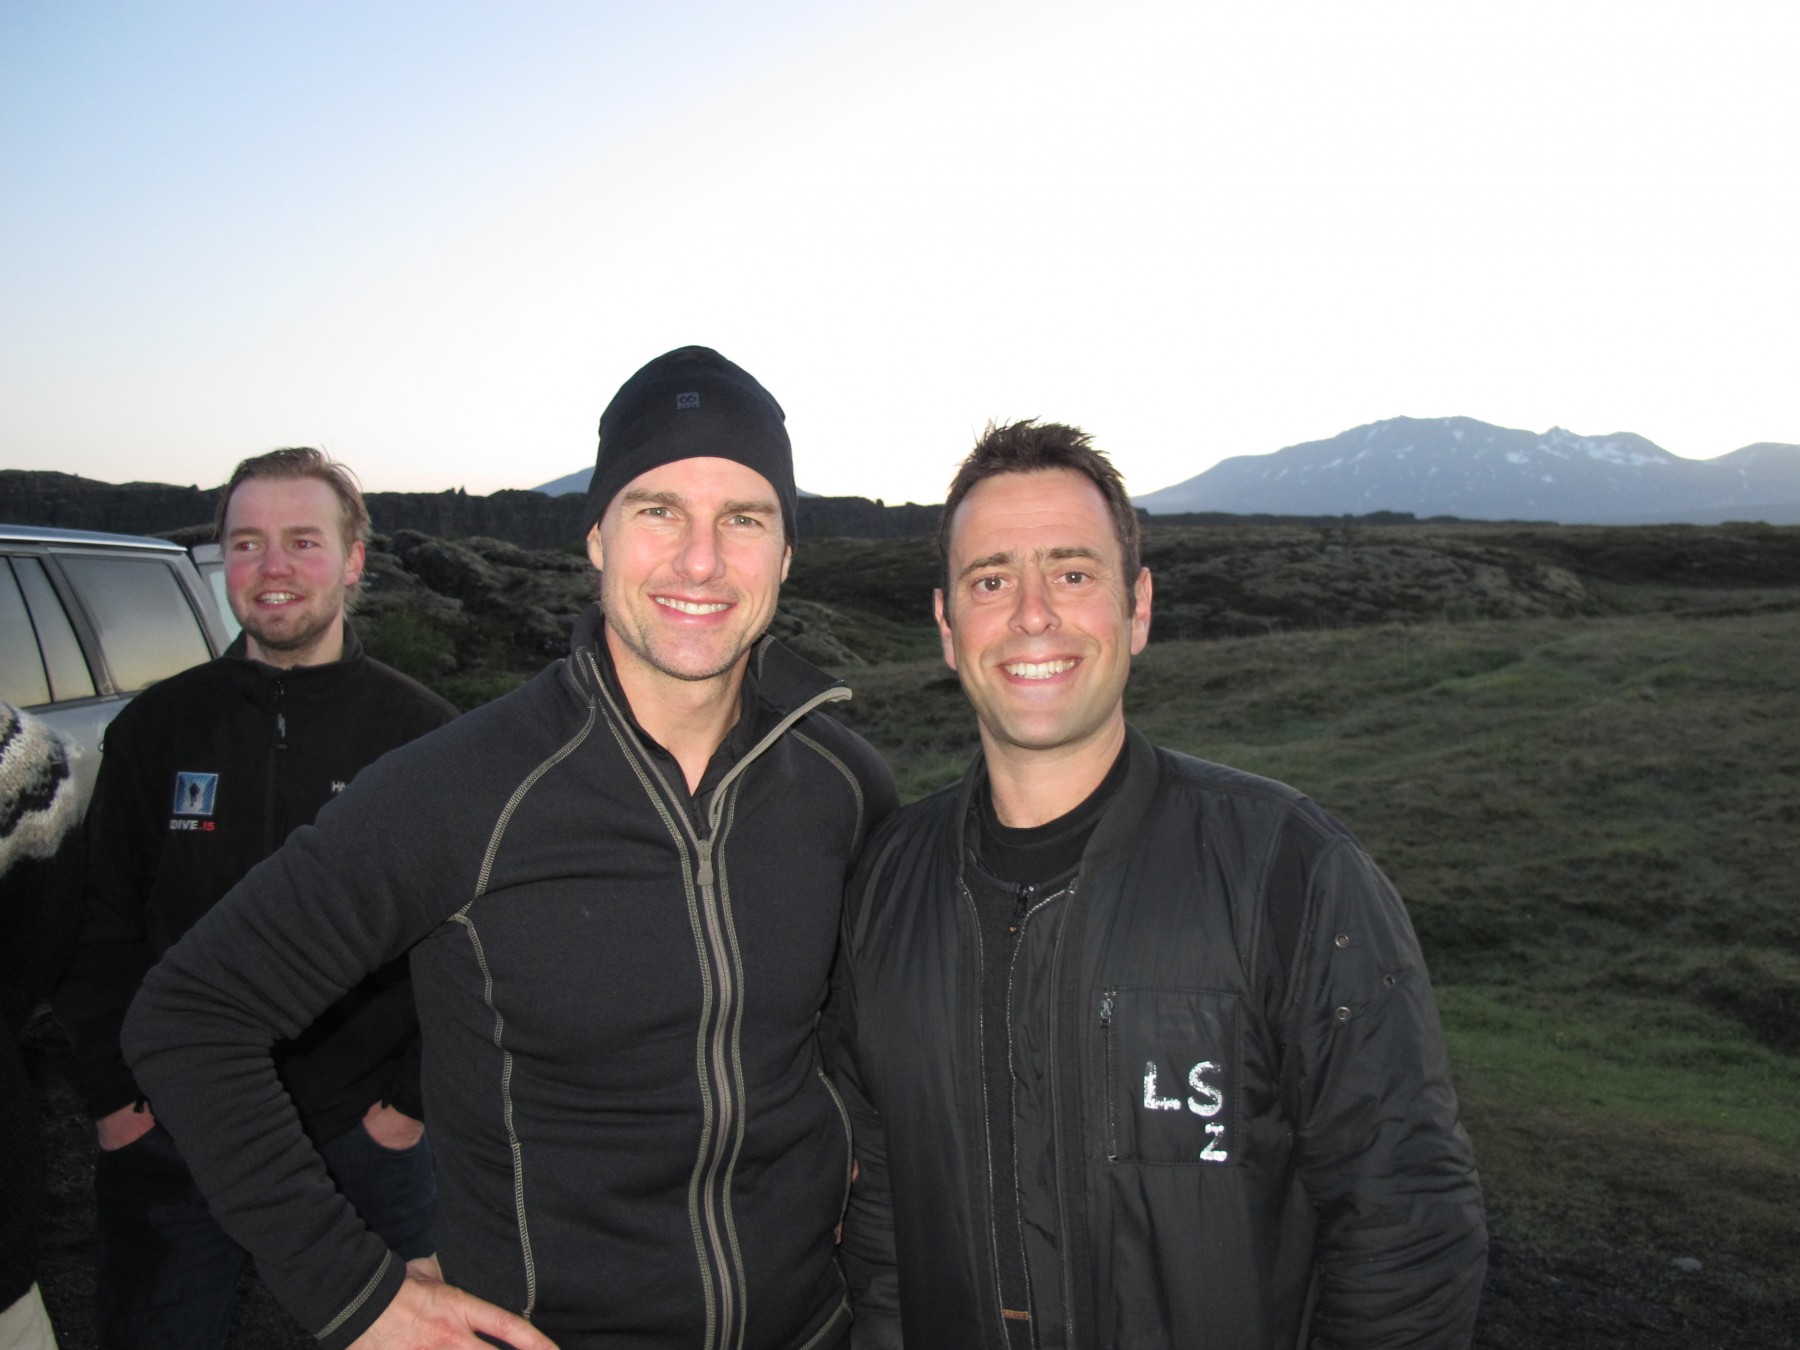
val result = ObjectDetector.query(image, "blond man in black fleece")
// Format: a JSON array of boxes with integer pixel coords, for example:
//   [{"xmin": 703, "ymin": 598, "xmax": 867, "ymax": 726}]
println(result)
[{"xmin": 56, "ymin": 448, "xmax": 456, "ymax": 1350}]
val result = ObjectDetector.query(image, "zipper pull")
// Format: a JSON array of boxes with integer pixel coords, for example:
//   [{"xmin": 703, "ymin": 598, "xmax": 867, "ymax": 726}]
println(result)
[
  {"xmin": 274, "ymin": 680, "xmax": 288, "ymax": 750},
  {"xmin": 695, "ymin": 839, "xmax": 714, "ymax": 892},
  {"xmin": 1099, "ymin": 990, "xmax": 1115, "ymax": 1024}
]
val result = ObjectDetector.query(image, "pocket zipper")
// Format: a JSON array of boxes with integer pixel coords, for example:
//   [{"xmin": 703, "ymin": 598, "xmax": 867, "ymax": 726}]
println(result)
[{"xmin": 1099, "ymin": 988, "xmax": 1119, "ymax": 1162}]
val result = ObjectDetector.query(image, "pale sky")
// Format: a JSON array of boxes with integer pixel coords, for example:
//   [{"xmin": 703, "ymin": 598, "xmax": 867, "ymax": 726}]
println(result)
[{"xmin": 3, "ymin": 0, "xmax": 1796, "ymax": 505}]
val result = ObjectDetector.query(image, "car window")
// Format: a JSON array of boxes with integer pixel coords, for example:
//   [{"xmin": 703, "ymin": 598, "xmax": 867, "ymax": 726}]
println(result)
[
  {"xmin": 205, "ymin": 567, "xmax": 240, "ymax": 642},
  {"xmin": 58, "ymin": 554, "xmax": 212, "ymax": 693},
  {"xmin": 0, "ymin": 559, "xmax": 52, "ymax": 707},
  {"xmin": 11, "ymin": 555, "xmax": 97, "ymax": 702}
]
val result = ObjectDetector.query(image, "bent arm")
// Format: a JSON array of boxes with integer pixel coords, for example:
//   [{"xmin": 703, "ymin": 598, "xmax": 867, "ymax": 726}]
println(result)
[
  {"xmin": 1284, "ymin": 838, "xmax": 1487, "ymax": 1350},
  {"xmin": 123, "ymin": 753, "xmax": 473, "ymax": 1350}
]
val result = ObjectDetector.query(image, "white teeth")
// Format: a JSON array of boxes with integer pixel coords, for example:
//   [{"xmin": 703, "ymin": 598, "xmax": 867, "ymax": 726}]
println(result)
[
  {"xmin": 655, "ymin": 597, "xmax": 729, "ymax": 615},
  {"xmin": 1004, "ymin": 659, "xmax": 1075, "ymax": 680},
  {"xmin": 259, "ymin": 592, "xmax": 298, "ymax": 603}
]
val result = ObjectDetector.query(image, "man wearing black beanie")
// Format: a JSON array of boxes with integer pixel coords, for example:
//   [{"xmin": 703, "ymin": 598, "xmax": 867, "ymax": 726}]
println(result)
[{"xmin": 124, "ymin": 346, "xmax": 899, "ymax": 1350}]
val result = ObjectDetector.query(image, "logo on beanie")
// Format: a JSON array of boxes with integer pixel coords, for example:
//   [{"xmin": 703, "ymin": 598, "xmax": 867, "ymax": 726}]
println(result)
[{"xmin": 676, "ymin": 391, "xmax": 700, "ymax": 410}]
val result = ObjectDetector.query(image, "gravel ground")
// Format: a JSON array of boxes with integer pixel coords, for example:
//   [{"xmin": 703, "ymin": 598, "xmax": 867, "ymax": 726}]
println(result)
[{"xmin": 21, "ymin": 1023, "xmax": 1796, "ymax": 1350}]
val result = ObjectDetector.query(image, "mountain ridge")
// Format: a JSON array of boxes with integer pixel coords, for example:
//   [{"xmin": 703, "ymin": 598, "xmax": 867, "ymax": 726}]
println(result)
[{"xmin": 1133, "ymin": 416, "xmax": 1800, "ymax": 525}]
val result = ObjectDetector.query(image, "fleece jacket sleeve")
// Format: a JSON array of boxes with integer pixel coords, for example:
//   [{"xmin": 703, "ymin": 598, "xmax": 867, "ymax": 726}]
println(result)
[
  {"xmin": 121, "ymin": 737, "xmax": 483, "ymax": 1350},
  {"xmin": 1281, "ymin": 833, "xmax": 1488, "ymax": 1350},
  {"xmin": 53, "ymin": 709, "xmax": 161, "ymax": 1117}
]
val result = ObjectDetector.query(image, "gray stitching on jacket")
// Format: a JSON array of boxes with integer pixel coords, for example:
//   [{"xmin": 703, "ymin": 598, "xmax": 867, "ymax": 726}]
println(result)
[
  {"xmin": 450, "ymin": 912, "xmax": 538, "ymax": 1316},
  {"xmin": 586, "ymin": 653, "xmax": 724, "ymax": 1348},
  {"xmin": 790, "ymin": 728, "xmax": 866, "ymax": 844},
  {"xmin": 792, "ymin": 1297, "xmax": 852, "ymax": 1350},
  {"xmin": 574, "ymin": 652, "xmax": 855, "ymax": 1349},
  {"xmin": 469, "ymin": 703, "xmax": 596, "ymax": 905},
  {"xmin": 316, "ymin": 1249, "xmax": 393, "ymax": 1340},
  {"xmin": 713, "ymin": 782, "xmax": 750, "ymax": 1350},
  {"xmin": 448, "ymin": 697, "xmax": 597, "ymax": 1321}
]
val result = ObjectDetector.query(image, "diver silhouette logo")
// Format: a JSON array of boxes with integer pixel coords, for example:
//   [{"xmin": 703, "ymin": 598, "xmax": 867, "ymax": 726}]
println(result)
[{"xmin": 172, "ymin": 772, "xmax": 219, "ymax": 817}]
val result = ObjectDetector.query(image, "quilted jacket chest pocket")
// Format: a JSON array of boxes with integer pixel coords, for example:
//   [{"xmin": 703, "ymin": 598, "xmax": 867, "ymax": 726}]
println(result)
[{"xmin": 1097, "ymin": 987, "xmax": 1242, "ymax": 1168}]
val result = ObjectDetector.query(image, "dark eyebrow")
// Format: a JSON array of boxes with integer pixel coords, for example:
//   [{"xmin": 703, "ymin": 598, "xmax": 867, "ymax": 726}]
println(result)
[
  {"xmin": 955, "ymin": 545, "xmax": 1105, "ymax": 584},
  {"xmin": 955, "ymin": 550, "xmax": 1016, "ymax": 584},
  {"xmin": 721, "ymin": 498, "xmax": 779, "ymax": 518},
  {"xmin": 620, "ymin": 488, "xmax": 683, "ymax": 509},
  {"xmin": 226, "ymin": 523, "xmax": 325, "ymax": 540},
  {"xmin": 618, "ymin": 489, "xmax": 779, "ymax": 519},
  {"xmin": 1044, "ymin": 546, "xmax": 1104, "ymax": 565}
]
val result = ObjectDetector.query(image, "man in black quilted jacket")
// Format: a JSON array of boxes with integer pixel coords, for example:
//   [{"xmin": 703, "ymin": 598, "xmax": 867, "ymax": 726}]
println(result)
[{"xmin": 827, "ymin": 420, "xmax": 1486, "ymax": 1350}]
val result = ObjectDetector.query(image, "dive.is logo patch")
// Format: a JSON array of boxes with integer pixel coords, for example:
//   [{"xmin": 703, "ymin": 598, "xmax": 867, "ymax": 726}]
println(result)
[{"xmin": 170, "ymin": 772, "xmax": 218, "ymax": 831}]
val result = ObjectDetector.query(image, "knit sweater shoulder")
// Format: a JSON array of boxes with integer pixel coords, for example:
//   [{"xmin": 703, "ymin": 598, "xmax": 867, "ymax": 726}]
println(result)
[{"xmin": 1, "ymin": 704, "xmax": 82, "ymax": 1309}]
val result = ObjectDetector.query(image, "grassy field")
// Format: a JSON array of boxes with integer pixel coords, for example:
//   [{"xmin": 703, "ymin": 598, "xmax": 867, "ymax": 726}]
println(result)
[
  {"xmin": 353, "ymin": 519, "xmax": 1800, "ymax": 1330},
  {"xmin": 831, "ymin": 606, "xmax": 1800, "ymax": 1325}
]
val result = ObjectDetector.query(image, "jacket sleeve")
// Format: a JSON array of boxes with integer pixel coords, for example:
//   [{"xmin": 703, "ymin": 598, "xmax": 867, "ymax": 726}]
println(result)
[
  {"xmin": 1280, "ymin": 835, "xmax": 1487, "ymax": 1350},
  {"xmin": 121, "ymin": 739, "xmax": 477, "ymax": 1350},
  {"xmin": 52, "ymin": 709, "xmax": 160, "ymax": 1117},
  {"xmin": 821, "ymin": 862, "xmax": 905, "ymax": 1350}
]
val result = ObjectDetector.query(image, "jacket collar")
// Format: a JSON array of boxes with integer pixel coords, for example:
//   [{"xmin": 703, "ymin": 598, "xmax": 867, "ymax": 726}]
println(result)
[
  {"xmin": 220, "ymin": 621, "xmax": 367, "ymax": 697},
  {"xmin": 955, "ymin": 723, "xmax": 1160, "ymax": 878}
]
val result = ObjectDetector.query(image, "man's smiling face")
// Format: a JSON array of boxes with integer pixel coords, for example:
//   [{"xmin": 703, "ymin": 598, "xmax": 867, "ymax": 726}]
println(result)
[
  {"xmin": 223, "ymin": 475, "xmax": 363, "ymax": 667},
  {"xmin": 589, "ymin": 455, "xmax": 791, "ymax": 690},
  {"xmin": 935, "ymin": 466, "xmax": 1150, "ymax": 765}
]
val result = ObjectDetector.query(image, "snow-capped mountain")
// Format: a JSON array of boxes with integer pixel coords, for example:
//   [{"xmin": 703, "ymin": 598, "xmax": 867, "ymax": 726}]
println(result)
[{"xmin": 1132, "ymin": 418, "xmax": 1800, "ymax": 525}]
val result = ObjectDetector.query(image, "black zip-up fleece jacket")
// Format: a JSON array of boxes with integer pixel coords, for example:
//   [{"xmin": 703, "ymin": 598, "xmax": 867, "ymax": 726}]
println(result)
[
  {"xmin": 54, "ymin": 628, "xmax": 454, "ymax": 1137},
  {"xmin": 826, "ymin": 727, "xmax": 1486, "ymax": 1350},
  {"xmin": 124, "ymin": 607, "xmax": 899, "ymax": 1350}
]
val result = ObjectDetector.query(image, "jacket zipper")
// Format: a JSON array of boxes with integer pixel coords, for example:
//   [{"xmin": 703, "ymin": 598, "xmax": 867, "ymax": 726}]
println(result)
[
  {"xmin": 955, "ymin": 876, "xmax": 1011, "ymax": 1347},
  {"xmin": 1002, "ymin": 884, "xmax": 1067, "ymax": 1350},
  {"xmin": 1045, "ymin": 876, "xmax": 1086, "ymax": 1350},
  {"xmin": 1098, "ymin": 988, "xmax": 1118, "ymax": 1163},
  {"xmin": 583, "ymin": 647, "xmax": 850, "ymax": 1350},
  {"xmin": 262, "ymin": 675, "xmax": 287, "ymax": 856}
]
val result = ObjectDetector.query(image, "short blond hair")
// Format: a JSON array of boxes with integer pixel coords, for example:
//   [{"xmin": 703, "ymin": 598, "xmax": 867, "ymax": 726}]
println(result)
[{"xmin": 215, "ymin": 447, "xmax": 370, "ymax": 551}]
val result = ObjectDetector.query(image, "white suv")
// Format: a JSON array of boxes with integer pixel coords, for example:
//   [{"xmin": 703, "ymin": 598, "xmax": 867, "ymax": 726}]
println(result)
[{"xmin": 1, "ymin": 525, "xmax": 231, "ymax": 811}]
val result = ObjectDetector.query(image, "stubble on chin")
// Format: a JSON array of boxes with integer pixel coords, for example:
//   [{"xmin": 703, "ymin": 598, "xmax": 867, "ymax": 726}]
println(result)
[{"xmin": 617, "ymin": 627, "xmax": 749, "ymax": 684}]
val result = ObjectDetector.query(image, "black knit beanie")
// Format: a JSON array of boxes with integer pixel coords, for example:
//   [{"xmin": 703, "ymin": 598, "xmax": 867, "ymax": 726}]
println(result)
[{"xmin": 583, "ymin": 346, "xmax": 796, "ymax": 541}]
